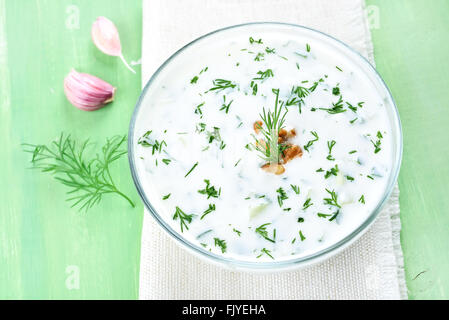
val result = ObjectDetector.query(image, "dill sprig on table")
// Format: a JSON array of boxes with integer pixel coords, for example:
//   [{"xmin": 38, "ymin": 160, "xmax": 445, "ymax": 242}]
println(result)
[
  {"xmin": 252, "ymin": 89, "xmax": 288, "ymax": 164},
  {"xmin": 22, "ymin": 134, "xmax": 135, "ymax": 212}
]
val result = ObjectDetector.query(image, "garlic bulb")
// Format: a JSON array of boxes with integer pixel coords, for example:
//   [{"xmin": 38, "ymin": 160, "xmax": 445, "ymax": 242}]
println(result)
[
  {"xmin": 91, "ymin": 16, "xmax": 136, "ymax": 74},
  {"xmin": 64, "ymin": 69, "xmax": 116, "ymax": 111}
]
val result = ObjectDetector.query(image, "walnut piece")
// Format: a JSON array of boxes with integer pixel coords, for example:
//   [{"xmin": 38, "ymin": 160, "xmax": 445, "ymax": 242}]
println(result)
[{"xmin": 261, "ymin": 163, "xmax": 286, "ymax": 175}]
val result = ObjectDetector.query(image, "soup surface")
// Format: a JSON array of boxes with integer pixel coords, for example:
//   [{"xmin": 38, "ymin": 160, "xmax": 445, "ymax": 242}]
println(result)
[{"xmin": 133, "ymin": 27, "xmax": 394, "ymax": 262}]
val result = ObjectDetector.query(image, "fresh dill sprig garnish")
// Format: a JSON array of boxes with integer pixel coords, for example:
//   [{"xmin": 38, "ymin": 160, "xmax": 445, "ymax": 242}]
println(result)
[
  {"xmin": 299, "ymin": 230, "xmax": 306, "ymax": 241},
  {"xmin": 201, "ymin": 203, "xmax": 216, "ymax": 219},
  {"xmin": 303, "ymin": 131, "xmax": 319, "ymax": 152},
  {"xmin": 252, "ymin": 89, "xmax": 288, "ymax": 164},
  {"xmin": 327, "ymin": 140, "xmax": 336, "ymax": 161},
  {"xmin": 265, "ymin": 47, "xmax": 276, "ymax": 54},
  {"xmin": 346, "ymin": 175, "xmax": 355, "ymax": 181},
  {"xmin": 214, "ymin": 238, "xmax": 227, "ymax": 253},
  {"xmin": 23, "ymin": 134, "xmax": 135, "ymax": 212},
  {"xmin": 198, "ymin": 179, "xmax": 221, "ymax": 199},
  {"xmin": 207, "ymin": 79, "xmax": 237, "ymax": 92},
  {"xmin": 276, "ymin": 187, "xmax": 288, "ymax": 207},
  {"xmin": 306, "ymin": 43, "xmax": 311, "ymax": 52},
  {"xmin": 173, "ymin": 206, "xmax": 194, "ymax": 232},
  {"xmin": 323, "ymin": 189, "xmax": 341, "ymax": 208},
  {"xmin": 302, "ymin": 198, "xmax": 313, "ymax": 210},
  {"xmin": 250, "ymin": 81, "xmax": 258, "ymax": 95},
  {"xmin": 255, "ymin": 223, "xmax": 276, "ymax": 243},
  {"xmin": 257, "ymin": 248, "xmax": 274, "ymax": 259}
]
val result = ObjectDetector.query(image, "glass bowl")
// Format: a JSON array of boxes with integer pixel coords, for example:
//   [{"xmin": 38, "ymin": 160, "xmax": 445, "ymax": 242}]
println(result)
[{"xmin": 128, "ymin": 22, "xmax": 403, "ymax": 271}]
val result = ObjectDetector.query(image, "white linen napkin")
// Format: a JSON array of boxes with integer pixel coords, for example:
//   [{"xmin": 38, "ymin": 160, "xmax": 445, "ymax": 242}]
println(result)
[{"xmin": 139, "ymin": 0, "xmax": 407, "ymax": 299}]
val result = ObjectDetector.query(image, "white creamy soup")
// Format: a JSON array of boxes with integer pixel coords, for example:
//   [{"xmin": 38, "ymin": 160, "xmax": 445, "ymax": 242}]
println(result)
[{"xmin": 133, "ymin": 25, "xmax": 396, "ymax": 263}]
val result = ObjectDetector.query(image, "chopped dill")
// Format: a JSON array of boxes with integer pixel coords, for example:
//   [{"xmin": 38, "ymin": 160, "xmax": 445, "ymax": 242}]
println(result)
[
  {"xmin": 359, "ymin": 195, "xmax": 366, "ymax": 204},
  {"xmin": 220, "ymin": 95, "xmax": 233, "ymax": 114},
  {"xmin": 173, "ymin": 206, "xmax": 194, "ymax": 232},
  {"xmin": 257, "ymin": 248, "xmax": 274, "ymax": 259},
  {"xmin": 201, "ymin": 203, "xmax": 216, "ymax": 219},
  {"xmin": 214, "ymin": 238, "xmax": 227, "ymax": 253},
  {"xmin": 319, "ymin": 95, "xmax": 346, "ymax": 114},
  {"xmin": 303, "ymin": 198, "xmax": 313, "ymax": 210},
  {"xmin": 324, "ymin": 164, "xmax": 339, "ymax": 179},
  {"xmin": 303, "ymin": 131, "xmax": 319, "ymax": 152},
  {"xmin": 162, "ymin": 193, "xmax": 171, "ymax": 200},
  {"xmin": 327, "ymin": 140, "xmax": 337, "ymax": 161},
  {"xmin": 323, "ymin": 189, "xmax": 341, "ymax": 208},
  {"xmin": 184, "ymin": 162, "xmax": 199, "ymax": 177},
  {"xmin": 207, "ymin": 79, "xmax": 237, "ymax": 92},
  {"xmin": 252, "ymin": 89, "xmax": 288, "ymax": 164},
  {"xmin": 138, "ymin": 131, "xmax": 167, "ymax": 155},
  {"xmin": 255, "ymin": 223, "xmax": 276, "ymax": 243},
  {"xmin": 198, "ymin": 179, "xmax": 221, "ymax": 199},
  {"xmin": 276, "ymin": 187, "xmax": 288, "ymax": 207},
  {"xmin": 23, "ymin": 134, "xmax": 135, "ymax": 212},
  {"xmin": 249, "ymin": 36, "xmax": 263, "ymax": 44},
  {"xmin": 291, "ymin": 184, "xmax": 300, "ymax": 195},
  {"xmin": 233, "ymin": 228, "xmax": 242, "ymax": 236}
]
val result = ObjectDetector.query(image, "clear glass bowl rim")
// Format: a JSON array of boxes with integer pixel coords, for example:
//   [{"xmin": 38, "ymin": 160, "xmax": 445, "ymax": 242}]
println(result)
[{"xmin": 128, "ymin": 22, "xmax": 403, "ymax": 271}]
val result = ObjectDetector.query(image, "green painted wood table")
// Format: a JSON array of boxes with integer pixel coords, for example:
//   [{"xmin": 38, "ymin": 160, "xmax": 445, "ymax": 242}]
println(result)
[{"xmin": 1, "ymin": 0, "xmax": 448, "ymax": 299}]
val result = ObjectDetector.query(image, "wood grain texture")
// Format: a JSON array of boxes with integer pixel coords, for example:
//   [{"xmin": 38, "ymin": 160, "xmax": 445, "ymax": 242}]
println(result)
[
  {"xmin": 366, "ymin": 0, "xmax": 449, "ymax": 299},
  {"xmin": 0, "ymin": 0, "xmax": 143, "ymax": 299}
]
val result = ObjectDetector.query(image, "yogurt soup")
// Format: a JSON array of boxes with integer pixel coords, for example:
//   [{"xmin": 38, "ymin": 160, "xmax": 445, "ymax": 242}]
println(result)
[{"xmin": 132, "ymin": 25, "xmax": 397, "ymax": 263}]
